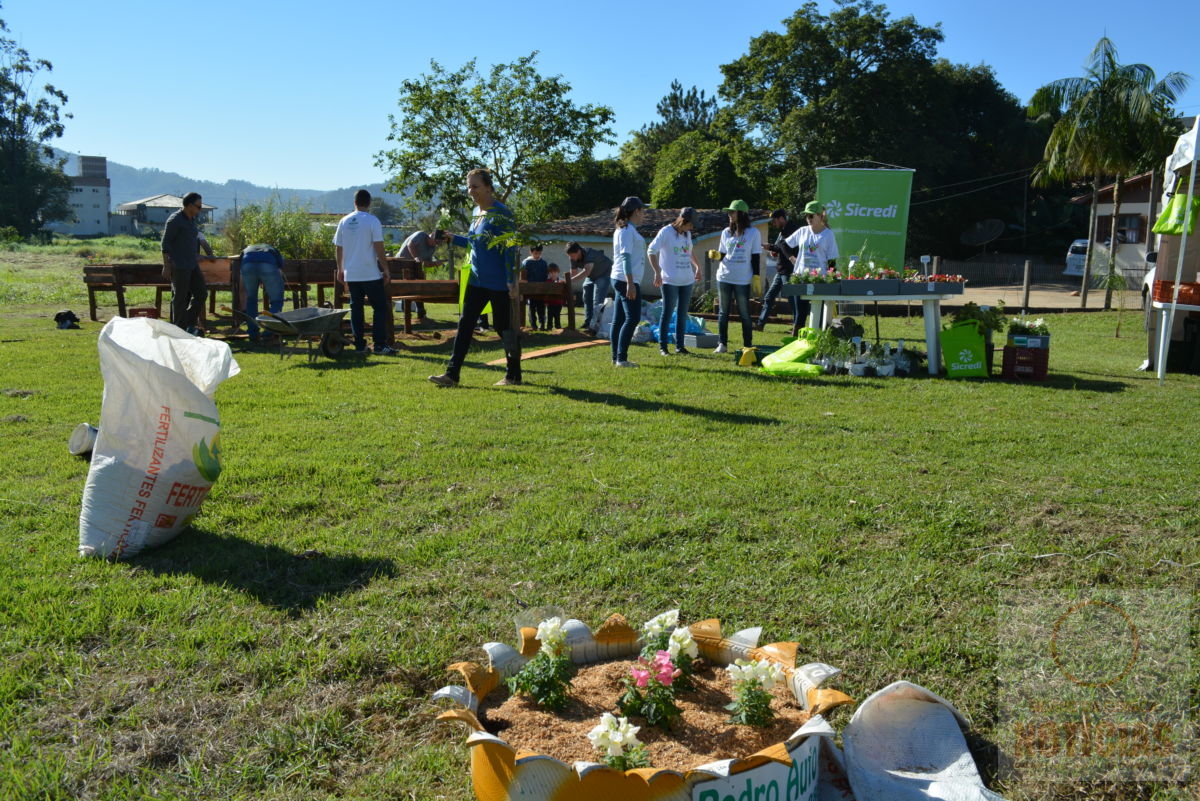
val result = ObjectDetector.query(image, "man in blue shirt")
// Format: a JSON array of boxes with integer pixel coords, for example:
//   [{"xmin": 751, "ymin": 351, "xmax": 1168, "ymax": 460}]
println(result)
[{"xmin": 239, "ymin": 243, "xmax": 285, "ymax": 343}]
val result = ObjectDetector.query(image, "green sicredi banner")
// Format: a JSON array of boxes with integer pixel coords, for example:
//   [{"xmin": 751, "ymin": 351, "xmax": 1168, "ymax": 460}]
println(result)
[{"xmin": 816, "ymin": 167, "xmax": 914, "ymax": 270}]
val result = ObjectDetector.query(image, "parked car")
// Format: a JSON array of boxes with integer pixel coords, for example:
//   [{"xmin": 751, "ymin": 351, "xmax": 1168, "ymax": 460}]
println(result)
[
  {"xmin": 1064, "ymin": 239, "xmax": 1089, "ymax": 276},
  {"xmin": 1142, "ymin": 250, "xmax": 1158, "ymax": 299}
]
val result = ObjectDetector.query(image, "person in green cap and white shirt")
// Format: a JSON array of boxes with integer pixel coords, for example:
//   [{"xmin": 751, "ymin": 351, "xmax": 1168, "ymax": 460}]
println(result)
[
  {"xmin": 714, "ymin": 199, "xmax": 762, "ymax": 354},
  {"xmin": 783, "ymin": 200, "xmax": 839, "ymax": 332}
]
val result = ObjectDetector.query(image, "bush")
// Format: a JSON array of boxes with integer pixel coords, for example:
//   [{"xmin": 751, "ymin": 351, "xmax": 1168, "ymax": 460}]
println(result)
[
  {"xmin": 221, "ymin": 197, "xmax": 334, "ymax": 259},
  {"xmin": 0, "ymin": 226, "xmax": 22, "ymax": 244}
]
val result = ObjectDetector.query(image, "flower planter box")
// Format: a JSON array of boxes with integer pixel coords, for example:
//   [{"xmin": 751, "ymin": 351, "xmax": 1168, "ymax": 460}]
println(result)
[
  {"xmin": 1001, "ymin": 345, "xmax": 1049, "ymax": 380},
  {"xmin": 782, "ymin": 282, "xmax": 841, "ymax": 297},
  {"xmin": 840, "ymin": 279, "xmax": 900, "ymax": 296},
  {"xmin": 685, "ymin": 332, "xmax": 719, "ymax": 349},
  {"xmin": 432, "ymin": 613, "xmax": 854, "ymax": 801},
  {"xmin": 899, "ymin": 281, "xmax": 965, "ymax": 295},
  {"xmin": 1006, "ymin": 333, "xmax": 1050, "ymax": 349}
]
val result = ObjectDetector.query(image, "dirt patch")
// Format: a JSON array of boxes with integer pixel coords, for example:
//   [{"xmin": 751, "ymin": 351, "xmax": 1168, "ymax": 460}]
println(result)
[
  {"xmin": 3, "ymin": 388, "xmax": 36, "ymax": 397},
  {"xmin": 478, "ymin": 658, "xmax": 809, "ymax": 773}
]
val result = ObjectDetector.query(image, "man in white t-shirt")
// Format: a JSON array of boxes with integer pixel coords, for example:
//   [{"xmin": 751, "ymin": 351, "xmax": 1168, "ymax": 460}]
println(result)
[{"xmin": 334, "ymin": 189, "xmax": 395, "ymax": 355}]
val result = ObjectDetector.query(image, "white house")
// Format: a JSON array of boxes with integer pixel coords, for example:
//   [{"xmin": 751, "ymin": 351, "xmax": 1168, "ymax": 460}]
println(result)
[
  {"xmin": 113, "ymin": 194, "xmax": 215, "ymax": 236},
  {"xmin": 1071, "ymin": 172, "xmax": 1156, "ymax": 285}
]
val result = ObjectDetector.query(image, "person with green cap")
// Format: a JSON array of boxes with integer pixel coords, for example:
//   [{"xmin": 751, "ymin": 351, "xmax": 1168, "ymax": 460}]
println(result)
[
  {"xmin": 714, "ymin": 199, "xmax": 761, "ymax": 354},
  {"xmin": 781, "ymin": 200, "xmax": 839, "ymax": 334}
]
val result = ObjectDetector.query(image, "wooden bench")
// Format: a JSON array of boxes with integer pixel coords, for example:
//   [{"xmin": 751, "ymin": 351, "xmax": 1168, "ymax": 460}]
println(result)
[
  {"xmin": 109, "ymin": 261, "xmax": 229, "ymax": 325},
  {"xmin": 229, "ymin": 256, "xmax": 311, "ymax": 310},
  {"xmin": 83, "ymin": 265, "xmax": 117, "ymax": 321},
  {"xmin": 517, "ymin": 279, "xmax": 576, "ymax": 331}
]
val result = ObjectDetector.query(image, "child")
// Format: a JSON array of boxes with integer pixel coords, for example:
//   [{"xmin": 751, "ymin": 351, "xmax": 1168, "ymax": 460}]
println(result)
[
  {"xmin": 545, "ymin": 263, "xmax": 564, "ymax": 330},
  {"xmin": 521, "ymin": 244, "xmax": 549, "ymax": 331}
]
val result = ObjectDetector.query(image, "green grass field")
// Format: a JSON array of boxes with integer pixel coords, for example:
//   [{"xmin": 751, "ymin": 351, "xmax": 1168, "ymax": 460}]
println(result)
[{"xmin": 1, "ymin": 247, "xmax": 1196, "ymax": 800}]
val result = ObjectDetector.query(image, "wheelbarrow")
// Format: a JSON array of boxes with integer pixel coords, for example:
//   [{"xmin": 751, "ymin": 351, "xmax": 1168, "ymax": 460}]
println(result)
[{"xmin": 234, "ymin": 307, "xmax": 352, "ymax": 361}]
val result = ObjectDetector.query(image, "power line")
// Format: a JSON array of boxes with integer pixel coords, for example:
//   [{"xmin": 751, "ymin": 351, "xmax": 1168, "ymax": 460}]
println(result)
[
  {"xmin": 910, "ymin": 173, "xmax": 1033, "ymax": 206},
  {"xmin": 912, "ymin": 167, "xmax": 1035, "ymax": 194}
]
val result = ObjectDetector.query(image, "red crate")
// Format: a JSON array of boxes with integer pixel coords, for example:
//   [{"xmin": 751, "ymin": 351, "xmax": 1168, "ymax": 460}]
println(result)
[
  {"xmin": 1002, "ymin": 346, "xmax": 1048, "ymax": 380},
  {"xmin": 1152, "ymin": 280, "xmax": 1200, "ymax": 305},
  {"xmin": 127, "ymin": 307, "xmax": 160, "ymax": 319}
]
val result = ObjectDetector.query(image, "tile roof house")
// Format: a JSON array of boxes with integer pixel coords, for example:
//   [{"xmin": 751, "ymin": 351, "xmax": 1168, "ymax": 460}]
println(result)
[{"xmin": 114, "ymin": 194, "xmax": 216, "ymax": 234}]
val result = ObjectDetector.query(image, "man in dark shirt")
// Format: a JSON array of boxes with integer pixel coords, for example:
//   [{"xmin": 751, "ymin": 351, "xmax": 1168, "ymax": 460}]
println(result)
[
  {"xmin": 565, "ymin": 242, "xmax": 614, "ymax": 335},
  {"xmin": 755, "ymin": 209, "xmax": 803, "ymax": 334},
  {"xmin": 161, "ymin": 192, "xmax": 209, "ymax": 334}
]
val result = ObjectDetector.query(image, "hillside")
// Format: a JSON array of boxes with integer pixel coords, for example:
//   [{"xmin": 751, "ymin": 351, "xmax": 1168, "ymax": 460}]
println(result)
[{"xmin": 54, "ymin": 151, "xmax": 407, "ymax": 215}]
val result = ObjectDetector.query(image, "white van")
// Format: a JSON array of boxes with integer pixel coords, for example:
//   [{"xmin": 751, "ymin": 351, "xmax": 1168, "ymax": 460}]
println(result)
[{"xmin": 1064, "ymin": 239, "xmax": 1089, "ymax": 277}]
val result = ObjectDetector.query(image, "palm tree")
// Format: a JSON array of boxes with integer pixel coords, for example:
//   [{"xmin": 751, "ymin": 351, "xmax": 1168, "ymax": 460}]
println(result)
[{"xmin": 1030, "ymin": 38, "xmax": 1189, "ymax": 309}]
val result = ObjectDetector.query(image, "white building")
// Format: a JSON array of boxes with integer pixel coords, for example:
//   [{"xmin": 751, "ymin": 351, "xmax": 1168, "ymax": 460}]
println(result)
[{"xmin": 52, "ymin": 155, "xmax": 111, "ymax": 236}]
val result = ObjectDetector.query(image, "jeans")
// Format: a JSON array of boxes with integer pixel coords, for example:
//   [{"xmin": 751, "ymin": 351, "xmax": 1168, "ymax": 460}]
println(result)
[
  {"xmin": 527, "ymin": 299, "xmax": 546, "ymax": 329},
  {"xmin": 170, "ymin": 265, "xmax": 206, "ymax": 332},
  {"xmin": 611, "ymin": 280, "xmax": 641, "ymax": 362},
  {"xmin": 718, "ymin": 281, "xmax": 753, "ymax": 348},
  {"xmin": 758, "ymin": 272, "xmax": 809, "ymax": 331},
  {"xmin": 241, "ymin": 262, "xmax": 285, "ymax": 339},
  {"xmin": 582, "ymin": 276, "xmax": 612, "ymax": 330},
  {"xmin": 547, "ymin": 304, "xmax": 562, "ymax": 329},
  {"xmin": 447, "ymin": 283, "xmax": 519, "ymax": 380},
  {"xmin": 348, "ymin": 278, "xmax": 391, "ymax": 349},
  {"xmin": 660, "ymin": 283, "xmax": 695, "ymax": 350}
]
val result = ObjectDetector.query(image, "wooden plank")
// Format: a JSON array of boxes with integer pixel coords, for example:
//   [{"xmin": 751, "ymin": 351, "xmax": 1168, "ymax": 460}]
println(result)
[{"xmin": 484, "ymin": 338, "xmax": 608, "ymax": 366}]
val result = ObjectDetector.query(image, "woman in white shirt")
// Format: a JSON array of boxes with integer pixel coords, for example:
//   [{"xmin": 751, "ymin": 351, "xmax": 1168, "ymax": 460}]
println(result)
[
  {"xmin": 610, "ymin": 196, "xmax": 648, "ymax": 368},
  {"xmin": 648, "ymin": 207, "xmax": 702, "ymax": 355},
  {"xmin": 715, "ymin": 199, "xmax": 762, "ymax": 354}
]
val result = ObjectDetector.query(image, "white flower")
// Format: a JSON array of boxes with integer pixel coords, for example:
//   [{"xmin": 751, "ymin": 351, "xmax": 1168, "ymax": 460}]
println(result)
[
  {"xmin": 726, "ymin": 658, "xmax": 785, "ymax": 690},
  {"xmin": 536, "ymin": 616, "xmax": 566, "ymax": 655},
  {"xmin": 588, "ymin": 713, "xmax": 641, "ymax": 758},
  {"xmin": 641, "ymin": 609, "xmax": 680, "ymax": 640},
  {"xmin": 666, "ymin": 627, "xmax": 698, "ymax": 660}
]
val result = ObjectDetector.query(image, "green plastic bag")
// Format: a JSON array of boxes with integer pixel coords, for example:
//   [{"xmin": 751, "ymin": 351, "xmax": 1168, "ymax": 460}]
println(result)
[
  {"xmin": 941, "ymin": 319, "xmax": 988, "ymax": 378},
  {"xmin": 1152, "ymin": 186, "xmax": 1200, "ymax": 236}
]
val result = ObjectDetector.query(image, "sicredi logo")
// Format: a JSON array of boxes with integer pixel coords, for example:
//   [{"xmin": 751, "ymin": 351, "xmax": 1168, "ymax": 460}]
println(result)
[{"xmin": 822, "ymin": 199, "xmax": 898, "ymax": 219}]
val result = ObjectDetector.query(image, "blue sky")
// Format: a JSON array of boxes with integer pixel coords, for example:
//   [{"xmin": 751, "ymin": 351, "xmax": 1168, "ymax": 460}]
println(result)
[{"xmin": 5, "ymin": 0, "xmax": 1198, "ymax": 191}]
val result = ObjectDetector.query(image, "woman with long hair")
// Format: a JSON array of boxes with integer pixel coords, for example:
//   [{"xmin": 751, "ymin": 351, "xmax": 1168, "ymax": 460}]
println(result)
[
  {"xmin": 714, "ymin": 199, "xmax": 761, "ymax": 354},
  {"xmin": 648, "ymin": 207, "xmax": 701, "ymax": 355},
  {"xmin": 429, "ymin": 168, "xmax": 521, "ymax": 387},
  {"xmin": 610, "ymin": 196, "xmax": 648, "ymax": 367}
]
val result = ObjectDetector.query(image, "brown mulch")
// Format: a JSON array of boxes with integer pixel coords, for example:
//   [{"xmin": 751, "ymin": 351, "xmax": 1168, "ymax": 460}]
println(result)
[{"xmin": 478, "ymin": 658, "xmax": 809, "ymax": 773}]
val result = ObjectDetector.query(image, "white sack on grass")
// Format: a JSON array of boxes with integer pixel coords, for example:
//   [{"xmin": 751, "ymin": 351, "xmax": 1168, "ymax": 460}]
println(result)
[
  {"xmin": 843, "ymin": 680, "xmax": 1007, "ymax": 801},
  {"xmin": 79, "ymin": 317, "xmax": 239, "ymax": 559}
]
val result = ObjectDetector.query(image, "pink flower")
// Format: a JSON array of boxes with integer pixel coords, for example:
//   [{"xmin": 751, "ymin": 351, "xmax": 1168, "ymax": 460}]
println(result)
[
  {"xmin": 653, "ymin": 651, "xmax": 677, "ymax": 686},
  {"xmin": 631, "ymin": 665, "xmax": 650, "ymax": 688}
]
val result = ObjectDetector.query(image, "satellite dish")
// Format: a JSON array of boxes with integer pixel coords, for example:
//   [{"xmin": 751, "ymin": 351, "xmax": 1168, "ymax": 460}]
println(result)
[{"xmin": 959, "ymin": 218, "xmax": 1005, "ymax": 247}]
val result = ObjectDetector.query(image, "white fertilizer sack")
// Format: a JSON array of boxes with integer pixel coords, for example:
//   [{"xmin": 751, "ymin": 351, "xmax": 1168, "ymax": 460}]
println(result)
[{"xmin": 79, "ymin": 317, "xmax": 239, "ymax": 559}]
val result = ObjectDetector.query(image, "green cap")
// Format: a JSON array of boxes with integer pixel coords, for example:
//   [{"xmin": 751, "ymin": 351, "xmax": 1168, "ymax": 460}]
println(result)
[
  {"xmin": 724, "ymin": 199, "xmax": 750, "ymax": 213},
  {"xmin": 804, "ymin": 200, "xmax": 825, "ymax": 215}
]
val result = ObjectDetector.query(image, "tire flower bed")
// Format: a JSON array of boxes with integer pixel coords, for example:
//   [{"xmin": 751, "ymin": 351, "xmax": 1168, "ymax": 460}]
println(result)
[{"xmin": 432, "ymin": 611, "xmax": 854, "ymax": 800}]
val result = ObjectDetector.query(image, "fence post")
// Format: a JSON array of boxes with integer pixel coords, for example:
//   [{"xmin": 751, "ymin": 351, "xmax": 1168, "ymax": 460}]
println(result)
[
  {"xmin": 932, "ymin": 255, "xmax": 941, "ymax": 275},
  {"xmin": 1021, "ymin": 260, "xmax": 1032, "ymax": 313}
]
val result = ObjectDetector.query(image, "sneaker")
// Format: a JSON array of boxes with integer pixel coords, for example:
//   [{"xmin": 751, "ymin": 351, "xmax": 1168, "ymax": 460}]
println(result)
[
  {"xmin": 675, "ymin": 347, "xmax": 691, "ymax": 355},
  {"xmin": 614, "ymin": 360, "xmax": 639, "ymax": 368},
  {"xmin": 713, "ymin": 343, "xmax": 728, "ymax": 354},
  {"xmin": 473, "ymin": 326, "xmax": 486, "ymax": 334},
  {"xmin": 354, "ymin": 344, "xmax": 368, "ymax": 353},
  {"xmin": 494, "ymin": 376, "xmax": 522, "ymax": 386},
  {"xmin": 428, "ymin": 373, "xmax": 459, "ymax": 387},
  {"xmin": 659, "ymin": 348, "xmax": 669, "ymax": 356},
  {"xmin": 753, "ymin": 320, "xmax": 765, "ymax": 331},
  {"xmin": 373, "ymin": 346, "xmax": 398, "ymax": 355}
]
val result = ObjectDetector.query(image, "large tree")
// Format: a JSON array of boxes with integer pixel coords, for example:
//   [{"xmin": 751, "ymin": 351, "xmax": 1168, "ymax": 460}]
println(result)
[
  {"xmin": 0, "ymin": 13, "xmax": 72, "ymax": 237},
  {"xmin": 717, "ymin": 1, "xmax": 1045, "ymax": 259},
  {"xmin": 376, "ymin": 52, "xmax": 615, "ymax": 221},
  {"xmin": 1030, "ymin": 37, "xmax": 1188, "ymax": 308},
  {"xmin": 620, "ymin": 81, "xmax": 719, "ymax": 192}
]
